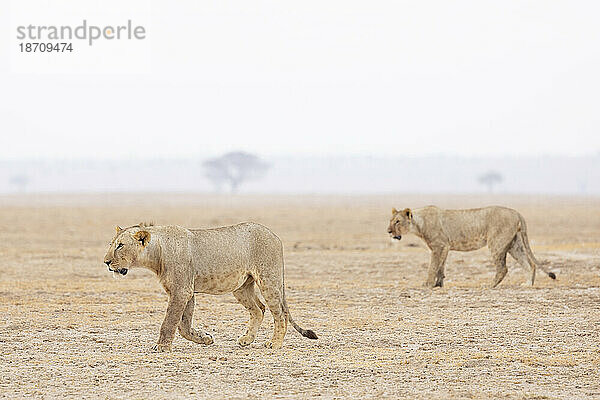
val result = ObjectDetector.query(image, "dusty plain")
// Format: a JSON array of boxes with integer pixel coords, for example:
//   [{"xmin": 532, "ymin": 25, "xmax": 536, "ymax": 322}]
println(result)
[{"xmin": 0, "ymin": 193, "xmax": 599, "ymax": 399}]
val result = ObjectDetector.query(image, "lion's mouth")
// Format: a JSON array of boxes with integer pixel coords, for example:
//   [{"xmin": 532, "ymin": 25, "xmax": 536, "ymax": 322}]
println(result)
[{"xmin": 108, "ymin": 267, "xmax": 128, "ymax": 275}]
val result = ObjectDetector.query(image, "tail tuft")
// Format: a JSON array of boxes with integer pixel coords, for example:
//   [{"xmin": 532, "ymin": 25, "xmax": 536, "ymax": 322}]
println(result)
[
  {"xmin": 290, "ymin": 318, "xmax": 318, "ymax": 339},
  {"xmin": 302, "ymin": 329, "xmax": 318, "ymax": 340},
  {"xmin": 284, "ymin": 288, "xmax": 318, "ymax": 341},
  {"xmin": 548, "ymin": 272, "xmax": 556, "ymax": 280}
]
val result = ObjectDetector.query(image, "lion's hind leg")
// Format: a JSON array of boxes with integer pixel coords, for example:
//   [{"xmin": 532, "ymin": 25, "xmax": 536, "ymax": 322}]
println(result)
[
  {"xmin": 178, "ymin": 295, "xmax": 214, "ymax": 345},
  {"xmin": 508, "ymin": 233, "xmax": 535, "ymax": 286},
  {"xmin": 255, "ymin": 275, "xmax": 287, "ymax": 350},
  {"xmin": 233, "ymin": 276, "xmax": 265, "ymax": 347}
]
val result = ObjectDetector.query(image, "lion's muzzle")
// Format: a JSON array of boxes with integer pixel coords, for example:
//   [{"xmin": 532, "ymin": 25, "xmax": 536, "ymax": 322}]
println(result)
[
  {"xmin": 108, "ymin": 267, "xmax": 128, "ymax": 275},
  {"xmin": 106, "ymin": 261, "xmax": 128, "ymax": 275}
]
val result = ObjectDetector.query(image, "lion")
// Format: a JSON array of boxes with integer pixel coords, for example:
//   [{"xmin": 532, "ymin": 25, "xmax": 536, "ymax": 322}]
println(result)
[
  {"xmin": 103, "ymin": 222, "xmax": 317, "ymax": 352},
  {"xmin": 387, "ymin": 206, "xmax": 556, "ymax": 288}
]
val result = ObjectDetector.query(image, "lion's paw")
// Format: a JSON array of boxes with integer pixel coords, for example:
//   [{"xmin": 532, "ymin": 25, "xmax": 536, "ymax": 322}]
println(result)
[
  {"xmin": 237, "ymin": 334, "xmax": 254, "ymax": 347},
  {"xmin": 201, "ymin": 334, "xmax": 214, "ymax": 345},
  {"xmin": 150, "ymin": 343, "xmax": 172, "ymax": 353},
  {"xmin": 263, "ymin": 340, "xmax": 282, "ymax": 350},
  {"xmin": 190, "ymin": 329, "xmax": 213, "ymax": 345}
]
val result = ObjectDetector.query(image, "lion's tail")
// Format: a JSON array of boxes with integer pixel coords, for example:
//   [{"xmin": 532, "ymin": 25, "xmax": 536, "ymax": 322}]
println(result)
[
  {"xmin": 287, "ymin": 309, "xmax": 318, "ymax": 340},
  {"xmin": 519, "ymin": 216, "xmax": 556, "ymax": 280},
  {"xmin": 281, "ymin": 262, "xmax": 318, "ymax": 340}
]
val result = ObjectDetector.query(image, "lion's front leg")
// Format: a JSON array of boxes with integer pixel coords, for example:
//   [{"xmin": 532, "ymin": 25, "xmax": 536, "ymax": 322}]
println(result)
[
  {"xmin": 178, "ymin": 295, "xmax": 214, "ymax": 345},
  {"xmin": 425, "ymin": 246, "xmax": 449, "ymax": 288},
  {"xmin": 151, "ymin": 291, "xmax": 192, "ymax": 352}
]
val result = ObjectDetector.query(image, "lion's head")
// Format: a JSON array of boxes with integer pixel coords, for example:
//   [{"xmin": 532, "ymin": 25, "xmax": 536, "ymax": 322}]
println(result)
[
  {"xmin": 387, "ymin": 207, "xmax": 412, "ymax": 240},
  {"xmin": 103, "ymin": 224, "xmax": 151, "ymax": 276}
]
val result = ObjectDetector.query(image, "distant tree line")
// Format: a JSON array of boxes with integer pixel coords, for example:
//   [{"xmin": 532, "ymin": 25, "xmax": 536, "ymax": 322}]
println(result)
[{"xmin": 202, "ymin": 153, "xmax": 507, "ymax": 194}]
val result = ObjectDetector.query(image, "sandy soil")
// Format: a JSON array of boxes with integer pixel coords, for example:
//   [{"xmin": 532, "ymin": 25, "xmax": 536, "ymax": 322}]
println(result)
[{"xmin": 0, "ymin": 193, "xmax": 599, "ymax": 399}]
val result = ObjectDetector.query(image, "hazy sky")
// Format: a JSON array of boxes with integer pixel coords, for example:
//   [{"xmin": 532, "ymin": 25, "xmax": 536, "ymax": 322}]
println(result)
[{"xmin": 2, "ymin": 0, "xmax": 599, "ymax": 159}]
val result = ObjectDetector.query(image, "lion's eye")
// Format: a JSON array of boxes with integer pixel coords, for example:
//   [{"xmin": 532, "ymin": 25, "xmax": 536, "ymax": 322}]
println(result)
[{"xmin": 116, "ymin": 243, "xmax": 124, "ymax": 249}]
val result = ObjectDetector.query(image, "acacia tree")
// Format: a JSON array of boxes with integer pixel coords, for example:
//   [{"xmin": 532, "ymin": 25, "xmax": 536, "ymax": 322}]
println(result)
[
  {"xmin": 478, "ymin": 171, "xmax": 503, "ymax": 193},
  {"xmin": 203, "ymin": 152, "xmax": 269, "ymax": 192}
]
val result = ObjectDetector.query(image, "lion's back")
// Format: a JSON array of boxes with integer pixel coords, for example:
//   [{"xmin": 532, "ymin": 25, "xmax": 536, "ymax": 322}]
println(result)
[
  {"xmin": 433, "ymin": 206, "xmax": 522, "ymax": 249},
  {"xmin": 484, "ymin": 206, "xmax": 522, "ymax": 230},
  {"xmin": 190, "ymin": 222, "xmax": 283, "ymax": 266}
]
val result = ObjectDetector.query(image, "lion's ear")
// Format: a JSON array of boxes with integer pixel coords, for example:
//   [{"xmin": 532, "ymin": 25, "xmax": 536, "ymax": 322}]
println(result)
[
  {"xmin": 115, "ymin": 226, "xmax": 123, "ymax": 234},
  {"xmin": 134, "ymin": 230, "xmax": 151, "ymax": 247},
  {"xmin": 392, "ymin": 207, "xmax": 398, "ymax": 215},
  {"xmin": 403, "ymin": 208, "xmax": 412, "ymax": 219}
]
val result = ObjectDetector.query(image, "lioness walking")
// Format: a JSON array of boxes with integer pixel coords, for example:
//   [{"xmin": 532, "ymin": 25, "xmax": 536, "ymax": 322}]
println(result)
[
  {"xmin": 103, "ymin": 222, "xmax": 317, "ymax": 352},
  {"xmin": 387, "ymin": 206, "xmax": 556, "ymax": 288}
]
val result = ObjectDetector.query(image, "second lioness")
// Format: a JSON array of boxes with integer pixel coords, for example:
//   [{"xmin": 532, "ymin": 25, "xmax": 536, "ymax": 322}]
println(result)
[
  {"xmin": 103, "ymin": 222, "xmax": 317, "ymax": 351},
  {"xmin": 387, "ymin": 206, "xmax": 556, "ymax": 288}
]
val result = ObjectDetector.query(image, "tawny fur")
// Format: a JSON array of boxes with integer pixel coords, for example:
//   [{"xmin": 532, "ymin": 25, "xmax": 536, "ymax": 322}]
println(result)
[
  {"xmin": 103, "ymin": 222, "xmax": 317, "ymax": 352},
  {"xmin": 387, "ymin": 206, "xmax": 556, "ymax": 288}
]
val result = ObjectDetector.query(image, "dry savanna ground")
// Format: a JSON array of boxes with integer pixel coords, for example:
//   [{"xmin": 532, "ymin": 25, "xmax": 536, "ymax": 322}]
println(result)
[{"xmin": 0, "ymin": 193, "xmax": 599, "ymax": 399}]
